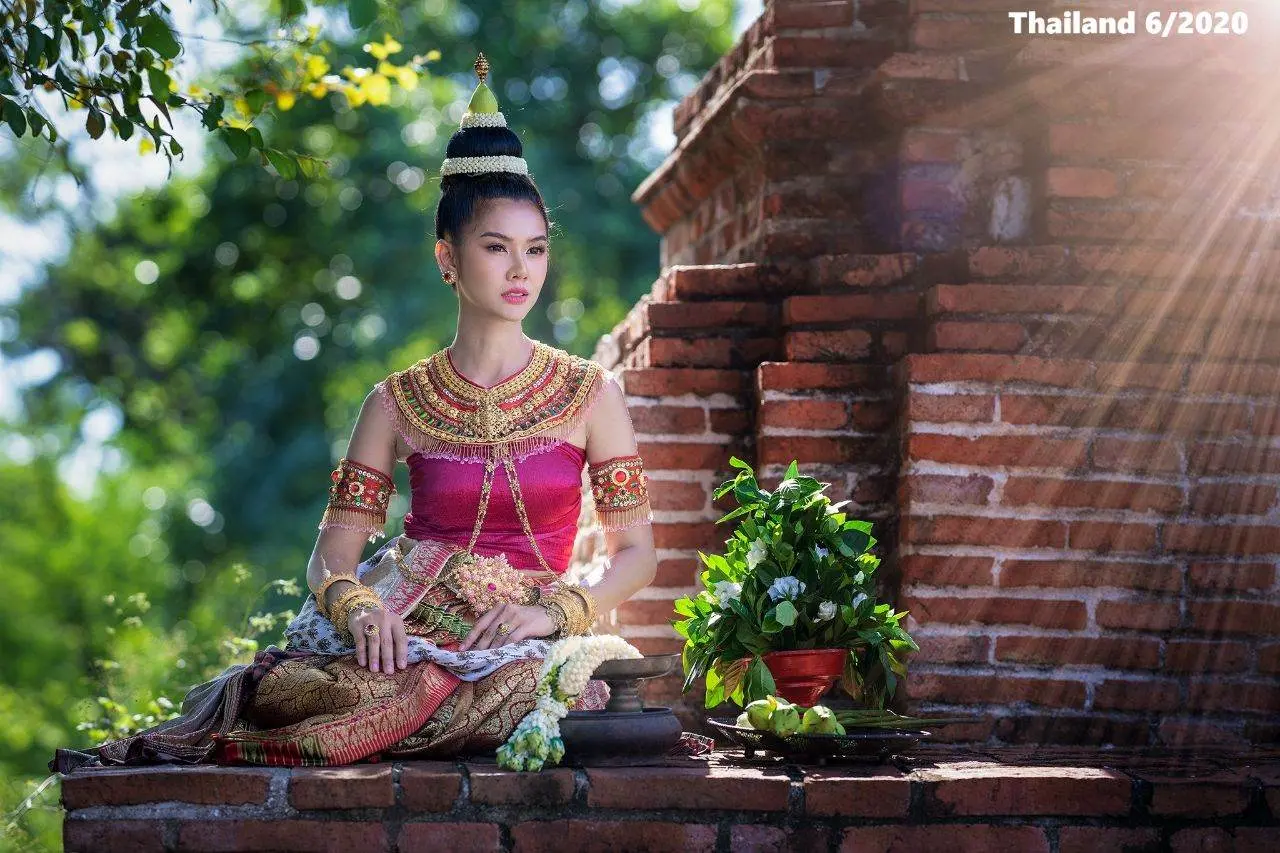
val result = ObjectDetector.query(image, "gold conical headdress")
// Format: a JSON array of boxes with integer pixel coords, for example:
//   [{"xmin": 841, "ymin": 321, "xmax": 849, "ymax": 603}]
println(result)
[{"xmin": 439, "ymin": 52, "xmax": 530, "ymax": 177}]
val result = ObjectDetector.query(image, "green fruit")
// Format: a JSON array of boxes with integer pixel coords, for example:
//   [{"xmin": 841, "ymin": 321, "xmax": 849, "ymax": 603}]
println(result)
[
  {"xmin": 770, "ymin": 703, "xmax": 802, "ymax": 737},
  {"xmin": 736, "ymin": 711, "xmax": 753, "ymax": 729},
  {"xmin": 800, "ymin": 705, "xmax": 841, "ymax": 734},
  {"xmin": 745, "ymin": 697, "xmax": 777, "ymax": 730},
  {"xmin": 833, "ymin": 720, "xmax": 846, "ymax": 736}
]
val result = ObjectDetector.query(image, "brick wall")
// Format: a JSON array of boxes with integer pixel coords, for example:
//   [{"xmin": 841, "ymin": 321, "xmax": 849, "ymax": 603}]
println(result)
[
  {"xmin": 57, "ymin": 751, "xmax": 1280, "ymax": 852},
  {"xmin": 578, "ymin": 0, "xmax": 1280, "ymax": 746}
]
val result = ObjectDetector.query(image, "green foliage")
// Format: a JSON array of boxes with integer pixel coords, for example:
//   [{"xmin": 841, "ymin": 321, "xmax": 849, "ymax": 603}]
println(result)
[{"xmin": 674, "ymin": 457, "xmax": 919, "ymax": 710}]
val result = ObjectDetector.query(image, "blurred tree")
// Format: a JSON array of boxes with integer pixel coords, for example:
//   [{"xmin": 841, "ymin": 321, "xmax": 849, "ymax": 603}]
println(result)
[{"xmin": 0, "ymin": 2, "xmax": 737, "ymax": 848}]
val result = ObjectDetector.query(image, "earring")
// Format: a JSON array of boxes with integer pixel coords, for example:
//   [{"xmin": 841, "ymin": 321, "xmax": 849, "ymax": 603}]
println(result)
[{"xmin": 442, "ymin": 271, "xmax": 454, "ymax": 286}]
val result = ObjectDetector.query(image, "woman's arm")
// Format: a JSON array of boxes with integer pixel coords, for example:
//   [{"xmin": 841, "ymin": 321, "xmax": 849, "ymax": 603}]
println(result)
[
  {"xmin": 577, "ymin": 372, "xmax": 657, "ymax": 613},
  {"xmin": 306, "ymin": 387, "xmax": 407, "ymax": 672}
]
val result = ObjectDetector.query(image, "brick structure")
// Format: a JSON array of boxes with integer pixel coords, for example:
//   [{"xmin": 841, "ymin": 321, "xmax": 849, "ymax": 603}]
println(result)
[
  {"xmin": 575, "ymin": 0, "xmax": 1280, "ymax": 747},
  {"xmin": 55, "ymin": 750, "xmax": 1280, "ymax": 852}
]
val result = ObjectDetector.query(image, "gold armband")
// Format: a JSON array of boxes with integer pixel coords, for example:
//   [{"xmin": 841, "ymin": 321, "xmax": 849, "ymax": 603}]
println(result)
[
  {"xmin": 588, "ymin": 454, "xmax": 653, "ymax": 533},
  {"xmin": 319, "ymin": 457, "xmax": 395, "ymax": 543}
]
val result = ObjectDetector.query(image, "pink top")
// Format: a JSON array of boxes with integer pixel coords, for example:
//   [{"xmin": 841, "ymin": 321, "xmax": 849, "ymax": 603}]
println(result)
[{"xmin": 402, "ymin": 442, "xmax": 587, "ymax": 573}]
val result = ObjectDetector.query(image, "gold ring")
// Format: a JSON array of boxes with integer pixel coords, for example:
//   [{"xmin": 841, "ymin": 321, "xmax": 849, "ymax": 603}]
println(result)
[
  {"xmin": 364, "ymin": 623, "xmax": 380, "ymax": 636},
  {"xmin": 497, "ymin": 622, "xmax": 511, "ymax": 635}
]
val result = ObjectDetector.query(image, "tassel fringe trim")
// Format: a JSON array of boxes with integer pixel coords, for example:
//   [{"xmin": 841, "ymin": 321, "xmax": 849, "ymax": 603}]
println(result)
[
  {"xmin": 596, "ymin": 501, "xmax": 654, "ymax": 533},
  {"xmin": 319, "ymin": 507, "xmax": 388, "ymax": 543}
]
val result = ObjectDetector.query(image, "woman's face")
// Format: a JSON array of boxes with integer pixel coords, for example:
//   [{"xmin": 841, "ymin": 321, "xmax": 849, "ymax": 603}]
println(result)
[{"xmin": 438, "ymin": 198, "xmax": 548, "ymax": 318}]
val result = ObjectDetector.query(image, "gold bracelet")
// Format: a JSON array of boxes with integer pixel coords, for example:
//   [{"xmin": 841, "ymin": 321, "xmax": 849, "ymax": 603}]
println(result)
[
  {"xmin": 313, "ymin": 572, "xmax": 357, "ymax": 619},
  {"xmin": 540, "ymin": 600, "xmax": 569, "ymax": 640},
  {"xmin": 334, "ymin": 594, "xmax": 382, "ymax": 644},
  {"xmin": 543, "ymin": 588, "xmax": 590, "ymax": 636},
  {"xmin": 330, "ymin": 585, "xmax": 381, "ymax": 639},
  {"xmin": 563, "ymin": 586, "xmax": 598, "ymax": 627}
]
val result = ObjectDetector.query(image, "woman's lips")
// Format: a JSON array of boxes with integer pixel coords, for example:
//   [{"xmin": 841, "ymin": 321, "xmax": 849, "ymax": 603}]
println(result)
[{"xmin": 502, "ymin": 291, "xmax": 528, "ymax": 303}]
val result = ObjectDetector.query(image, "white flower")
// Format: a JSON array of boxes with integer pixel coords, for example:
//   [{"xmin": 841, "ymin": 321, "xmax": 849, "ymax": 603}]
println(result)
[
  {"xmin": 816, "ymin": 600, "xmax": 837, "ymax": 622},
  {"xmin": 854, "ymin": 571, "xmax": 865, "ymax": 584},
  {"xmin": 767, "ymin": 575, "xmax": 806, "ymax": 602},
  {"xmin": 746, "ymin": 538, "xmax": 768, "ymax": 570},
  {"xmin": 814, "ymin": 545, "xmax": 828, "ymax": 560},
  {"xmin": 713, "ymin": 581, "xmax": 742, "ymax": 608},
  {"xmin": 851, "ymin": 592, "xmax": 868, "ymax": 610}
]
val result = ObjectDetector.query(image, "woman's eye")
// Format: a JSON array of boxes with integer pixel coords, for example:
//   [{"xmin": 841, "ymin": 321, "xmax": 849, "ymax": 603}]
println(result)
[{"xmin": 487, "ymin": 244, "xmax": 505, "ymax": 252}]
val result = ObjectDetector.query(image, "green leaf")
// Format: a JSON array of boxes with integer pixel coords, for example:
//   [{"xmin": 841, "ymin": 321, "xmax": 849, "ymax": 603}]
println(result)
[
  {"xmin": 201, "ymin": 95, "xmax": 225, "ymax": 130},
  {"xmin": 775, "ymin": 600, "xmax": 797, "ymax": 627},
  {"xmin": 26, "ymin": 108, "xmax": 45, "ymax": 138},
  {"xmin": 729, "ymin": 456, "xmax": 753, "ymax": 472},
  {"xmin": 85, "ymin": 108, "xmax": 105, "ymax": 139},
  {"xmin": 111, "ymin": 115, "xmax": 134, "ymax": 140},
  {"xmin": 147, "ymin": 67, "xmax": 171, "ymax": 99},
  {"xmin": 25, "ymin": 25, "xmax": 48, "ymax": 67},
  {"xmin": 4, "ymin": 98, "xmax": 27, "ymax": 137},
  {"xmin": 246, "ymin": 126, "xmax": 264, "ymax": 150},
  {"xmin": 243, "ymin": 88, "xmax": 267, "ymax": 114},
  {"xmin": 348, "ymin": 0, "xmax": 378, "ymax": 28},
  {"xmin": 221, "ymin": 126, "xmax": 250, "ymax": 158},
  {"xmin": 138, "ymin": 16, "xmax": 181, "ymax": 60},
  {"xmin": 674, "ymin": 598, "xmax": 697, "ymax": 618},
  {"xmin": 280, "ymin": 0, "xmax": 307, "ymax": 21}
]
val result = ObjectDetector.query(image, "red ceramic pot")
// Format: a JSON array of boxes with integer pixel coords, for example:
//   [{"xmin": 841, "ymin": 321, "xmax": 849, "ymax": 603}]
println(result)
[{"xmin": 762, "ymin": 648, "xmax": 848, "ymax": 707}]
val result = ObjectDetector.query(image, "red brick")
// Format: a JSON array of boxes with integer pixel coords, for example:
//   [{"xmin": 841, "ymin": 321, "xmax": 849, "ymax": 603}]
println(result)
[
  {"xmin": 729, "ymin": 825, "xmax": 832, "ymax": 853},
  {"xmin": 1187, "ymin": 679, "xmax": 1280, "ymax": 713},
  {"xmin": 1068, "ymin": 520, "xmax": 1158, "ymax": 553},
  {"xmin": 902, "ymin": 515, "xmax": 1068, "ymax": 550},
  {"xmin": 652, "ymin": 520, "xmax": 724, "ymax": 550},
  {"xmin": 912, "ymin": 16, "xmax": 1005, "ymax": 50},
  {"xmin": 1165, "ymin": 523, "xmax": 1280, "ymax": 556},
  {"xmin": 913, "ymin": 634, "xmax": 991, "ymax": 664},
  {"xmin": 904, "ymin": 353, "xmax": 1092, "ymax": 388},
  {"xmin": 812, "ymin": 253, "xmax": 917, "ymax": 288},
  {"xmin": 804, "ymin": 768, "xmax": 911, "ymax": 817},
  {"xmin": 1189, "ymin": 600, "xmax": 1280, "ymax": 637},
  {"xmin": 511, "ymin": 820, "xmax": 716, "ymax": 853},
  {"xmin": 64, "ymin": 820, "xmax": 165, "ymax": 853},
  {"xmin": 1096, "ymin": 599, "xmax": 1181, "ymax": 632},
  {"xmin": 967, "ymin": 246, "xmax": 1070, "ymax": 280},
  {"xmin": 901, "ymin": 554, "xmax": 994, "ymax": 586},
  {"xmin": 903, "ymin": 595, "xmax": 1086, "ymax": 629},
  {"xmin": 400, "ymin": 762, "xmax": 462, "ymax": 811},
  {"xmin": 709, "ymin": 406, "xmax": 750, "ymax": 435},
  {"xmin": 1187, "ymin": 440, "xmax": 1280, "ymax": 476},
  {"xmin": 177, "ymin": 820, "xmax": 387, "ymax": 851},
  {"xmin": 617, "ymin": 599, "xmax": 680, "ymax": 626},
  {"xmin": 629, "ymin": 404, "xmax": 707, "ymax": 435},
  {"xmin": 906, "ymin": 393, "xmax": 996, "ymax": 423},
  {"xmin": 929, "ymin": 321, "xmax": 1027, "ymax": 352},
  {"xmin": 996, "ymin": 636, "xmax": 1160, "ymax": 669},
  {"xmin": 638, "ymin": 336, "xmax": 734, "ymax": 368},
  {"xmin": 784, "ymin": 292, "xmax": 920, "ymax": 324},
  {"xmin": 757, "ymin": 435, "xmax": 875, "ymax": 466},
  {"xmin": 627, "ymin": 636, "xmax": 683, "ymax": 656},
  {"xmin": 1166, "ymin": 640, "xmax": 1251, "ymax": 673},
  {"xmin": 1002, "ymin": 477, "xmax": 1181, "ymax": 513},
  {"xmin": 899, "ymin": 473, "xmax": 995, "ymax": 506},
  {"xmin": 639, "ymin": 441, "xmax": 735, "ymax": 471},
  {"xmin": 1059, "ymin": 826, "xmax": 1161, "ymax": 853},
  {"xmin": 466, "ymin": 766, "xmax": 574, "ymax": 807},
  {"xmin": 758, "ymin": 399, "xmax": 848, "ymax": 430},
  {"xmin": 1259, "ymin": 643, "xmax": 1280, "ymax": 674},
  {"xmin": 1158, "ymin": 718, "xmax": 1249, "ymax": 748},
  {"xmin": 586, "ymin": 765, "xmax": 790, "ymax": 811},
  {"xmin": 1092, "ymin": 437, "xmax": 1183, "ymax": 473},
  {"xmin": 1182, "ymin": 481, "xmax": 1274, "ymax": 514},
  {"xmin": 1188, "ymin": 561, "xmax": 1275, "ymax": 592},
  {"xmin": 999, "ymin": 560, "xmax": 1181, "ymax": 593},
  {"xmin": 1048, "ymin": 166, "xmax": 1119, "ymax": 198},
  {"xmin": 784, "ymin": 329, "xmax": 873, "ymax": 361},
  {"xmin": 398, "ymin": 822, "xmax": 500, "ymax": 850},
  {"xmin": 919, "ymin": 764, "xmax": 1130, "ymax": 816},
  {"xmin": 649, "ymin": 479, "xmax": 709, "ymax": 512},
  {"xmin": 907, "ymin": 434, "xmax": 1088, "ymax": 468},
  {"xmin": 929, "ymin": 284, "xmax": 1107, "ymax": 316},
  {"xmin": 289, "ymin": 765, "xmax": 394, "ymax": 809},
  {"xmin": 1094, "ymin": 678, "xmax": 1180, "ymax": 711},
  {"xmin": 759, "ymin": 361, "xmax": 890, "ymax": 392},
  {"xmin": 1147, "ymin": 772, "xmax": 1251, "ymax": 817},
  {"xmin": 646, "ymin": 300, "xmax": 770, "ymax": 331},
  {"xmin": 61, "ymin": 766, "xmax": 272, "ymax": 809},
  {"xmin": 850, "ymin": 399, "xmax": 896, "ymax": 430},
  {"xmin": 841, "ymin": 824, "xmax": 1048, "ymax": 853},
  {"xmin": 619, "ymin": 368, "xmax": 749, "ymax": 398}
]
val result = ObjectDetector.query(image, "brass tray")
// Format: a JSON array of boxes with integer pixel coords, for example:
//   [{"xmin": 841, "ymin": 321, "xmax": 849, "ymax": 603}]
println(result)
[{"xmin": 707, "ymin": 718, "xmax": 928, "ymax": 764}]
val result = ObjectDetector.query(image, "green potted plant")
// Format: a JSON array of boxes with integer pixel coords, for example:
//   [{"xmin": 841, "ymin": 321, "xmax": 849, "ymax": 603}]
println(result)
[{"xmin": 673, "ymin": 457, "xmax": 918, "ymax": 710}]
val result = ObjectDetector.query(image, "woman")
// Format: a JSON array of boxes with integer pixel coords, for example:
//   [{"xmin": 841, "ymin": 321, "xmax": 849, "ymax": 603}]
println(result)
[{"xmin": 50, "ymin": 53, "xmax": 656, "ymax": 771}]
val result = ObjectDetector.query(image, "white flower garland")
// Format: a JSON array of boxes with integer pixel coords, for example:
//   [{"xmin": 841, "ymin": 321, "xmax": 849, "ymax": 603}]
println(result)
[
  {"xmin": 439, "ymin": 155, "xmax": 529, "ymax": 176},
  {"xmin": 460, "ymin": 110, "xmax": 508, "ymax": 128},
  {"xmin": 496, "ymin": 634, "xmax": 641, "ymax": 771}
]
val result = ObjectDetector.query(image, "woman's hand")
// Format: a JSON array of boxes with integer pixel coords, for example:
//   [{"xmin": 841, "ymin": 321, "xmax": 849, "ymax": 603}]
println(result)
[
  {"xmin": 460, "ymin": 603, "xmax": 554, "ymax": 651},
  {"xmin": 350, "ymin": 606, "xmax": 409, "ymax": 674}
]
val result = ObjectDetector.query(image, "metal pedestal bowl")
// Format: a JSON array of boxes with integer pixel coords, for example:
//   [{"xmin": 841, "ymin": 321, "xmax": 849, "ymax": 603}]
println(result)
[{"xmin": 558, "ymin": 653, "xmax": 682, "ymax": 759}]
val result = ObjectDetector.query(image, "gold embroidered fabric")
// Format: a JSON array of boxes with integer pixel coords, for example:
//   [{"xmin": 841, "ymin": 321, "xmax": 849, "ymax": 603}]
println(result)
[{"xmin": 588, "ymin": 454, "xmax": 654, "ymax": 532}]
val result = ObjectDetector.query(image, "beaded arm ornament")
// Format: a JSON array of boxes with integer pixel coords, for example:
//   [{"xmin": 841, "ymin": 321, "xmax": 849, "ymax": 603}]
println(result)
[
  {"xmin": 588, "ymin": 454, "xmax": 653, "ymax": 533},
  {"xmin": 318, "ymin": 457, "xmax": 396, "ymax": 543}
]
